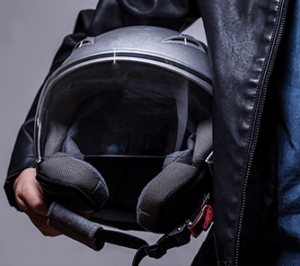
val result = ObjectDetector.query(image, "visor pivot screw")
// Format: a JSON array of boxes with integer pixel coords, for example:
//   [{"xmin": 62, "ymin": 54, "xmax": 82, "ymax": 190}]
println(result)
[
  {"xmin": 186, "ymin": 219, "xmax": 193, "ymax": 226},
  {"xmin": 36, "ymin": 158, "xmax": 43, "ymax": 164}
]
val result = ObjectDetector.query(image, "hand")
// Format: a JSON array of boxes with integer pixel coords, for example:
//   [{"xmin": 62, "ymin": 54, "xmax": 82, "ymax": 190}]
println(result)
[{"xmin": 13, "ymin": 168, "xmax": 61, "ymax": 237}]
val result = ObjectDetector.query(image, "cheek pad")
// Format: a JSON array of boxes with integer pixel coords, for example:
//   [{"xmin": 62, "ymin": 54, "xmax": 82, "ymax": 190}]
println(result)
[
  {"xmin": 38, "ymin": 153, "xmax": 109, "ymax": 213},
  {"xmin": 136, "ymin": 161, "xmax": 197, "ymax": 233}
]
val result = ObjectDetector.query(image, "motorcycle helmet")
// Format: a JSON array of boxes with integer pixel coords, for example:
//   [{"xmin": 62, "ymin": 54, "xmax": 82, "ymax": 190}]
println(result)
[{"xmin": 34, "ymin": 26, "xmax": 213, "ymax": 234}]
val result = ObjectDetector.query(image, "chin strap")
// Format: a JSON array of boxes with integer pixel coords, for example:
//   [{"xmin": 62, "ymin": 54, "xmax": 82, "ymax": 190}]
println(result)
[
  {"xmin": 132, "ymin": 222, "xmax": 191, "ymax": 266},
  {"xmin": 47, "ymin": 202, "xmax": 148, "ymax": 251},
  {"xmin": 132, "ymin": 192, "xmax": 214, "ymax": 266},
  {"xmin": 48, "ymin": 193, "xmax": 213, "ymax": 266}
]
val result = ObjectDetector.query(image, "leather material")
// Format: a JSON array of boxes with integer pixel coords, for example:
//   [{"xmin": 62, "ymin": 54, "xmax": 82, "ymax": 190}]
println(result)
[
  {"xmin": 5, "ymin": 0, "xmax": 291, "ymax": 265},
  {"xmin": 197, "ymin": 0, "xmax": 290, "ymax": 264}
]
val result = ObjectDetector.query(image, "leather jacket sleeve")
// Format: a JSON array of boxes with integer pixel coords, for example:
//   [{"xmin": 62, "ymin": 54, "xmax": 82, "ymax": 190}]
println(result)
[{"xmin": 4, "ymin": 0, "xmax": 201, "ymax": 209}]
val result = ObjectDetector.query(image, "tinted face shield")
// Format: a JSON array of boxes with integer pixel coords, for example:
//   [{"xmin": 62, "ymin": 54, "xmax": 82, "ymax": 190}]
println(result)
[{"xmin": 35, "ymin": 60, "xmax": 212, "ymax": 161}]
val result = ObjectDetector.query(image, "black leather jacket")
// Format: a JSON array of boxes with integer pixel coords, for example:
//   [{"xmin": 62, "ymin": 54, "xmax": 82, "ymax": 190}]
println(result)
[{"xmin": 5, "ymin": 1, "xmax": 291, "ymax": 265}]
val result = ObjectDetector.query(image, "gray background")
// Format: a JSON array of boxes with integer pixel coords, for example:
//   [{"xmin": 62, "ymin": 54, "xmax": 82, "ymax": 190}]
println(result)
[{"xmin": 0, "ymin": 1, "xmax": 207, "ymax": 265}]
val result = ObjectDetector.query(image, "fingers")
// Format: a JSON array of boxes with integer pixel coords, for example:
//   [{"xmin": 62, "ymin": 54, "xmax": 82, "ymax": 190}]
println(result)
[
  {"xmin": 14, "ymin": 168, "xmax": 47, "ymax": 216},
  {"xmin": 24, "ymin": 206, "xmax": 61, "ymax": 237},
  {"xmin": 14, "ymin": 168, "xmax": 61, "ymax": 237}
]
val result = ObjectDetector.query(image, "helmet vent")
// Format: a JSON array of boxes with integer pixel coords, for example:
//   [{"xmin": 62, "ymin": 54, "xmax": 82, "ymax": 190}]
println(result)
[
  {"xmin": 74, "ymin": 37, "xmax": 95, "ymax": 50},
  {"xmin": 161, "ymin": 35, "xmax": 207, "ymax": 52}
]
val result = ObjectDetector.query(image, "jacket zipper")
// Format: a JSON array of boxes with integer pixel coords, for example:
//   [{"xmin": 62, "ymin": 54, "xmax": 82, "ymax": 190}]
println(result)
[{"xmin": 234, "ymin": 0, "xmax": 289, "ymax": 265}]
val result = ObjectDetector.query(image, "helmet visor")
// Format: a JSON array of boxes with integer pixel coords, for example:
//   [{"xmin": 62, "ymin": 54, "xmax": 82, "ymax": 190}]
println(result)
[{"xmin": 35, "ymin": 61, "xmax": 212, "ymax": 160}]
